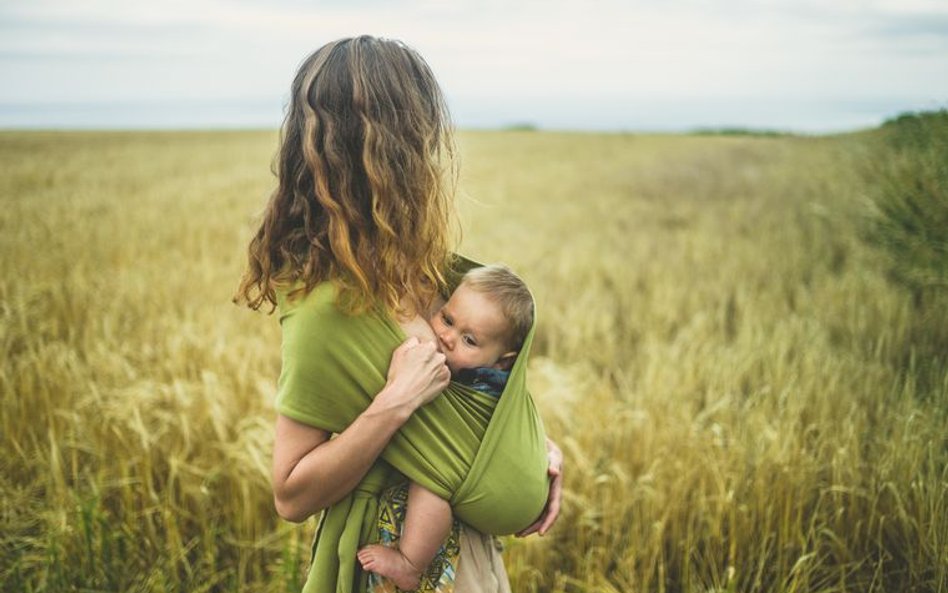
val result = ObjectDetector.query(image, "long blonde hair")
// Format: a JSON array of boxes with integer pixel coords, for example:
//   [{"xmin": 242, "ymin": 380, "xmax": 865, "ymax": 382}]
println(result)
[{"xmin": 236, "ymin": 36, "xmax": 457, "ymax": 316}]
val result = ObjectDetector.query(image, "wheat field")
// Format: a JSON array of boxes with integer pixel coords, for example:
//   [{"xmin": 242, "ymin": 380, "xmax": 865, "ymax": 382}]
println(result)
[{"xmin": 1, "ymin": 128, "xmax": 945, "ymax": 592}]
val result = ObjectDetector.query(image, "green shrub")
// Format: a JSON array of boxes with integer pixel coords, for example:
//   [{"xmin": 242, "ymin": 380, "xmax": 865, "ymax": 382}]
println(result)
[{"xmin": 862, "ymin": 109, "xmax": 948, "ymax": 299}]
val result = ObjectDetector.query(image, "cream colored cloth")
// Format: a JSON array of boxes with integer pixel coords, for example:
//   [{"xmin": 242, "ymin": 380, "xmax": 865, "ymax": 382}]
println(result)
[{"xmin": 454, "ymin": 527, "xmax": 511, "ymax": 593}]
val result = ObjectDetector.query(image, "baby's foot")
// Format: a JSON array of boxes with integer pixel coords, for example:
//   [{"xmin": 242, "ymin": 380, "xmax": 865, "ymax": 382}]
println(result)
[{"xmin": 357, "ymin": 544, "xmax": 421, "ymax": 591}]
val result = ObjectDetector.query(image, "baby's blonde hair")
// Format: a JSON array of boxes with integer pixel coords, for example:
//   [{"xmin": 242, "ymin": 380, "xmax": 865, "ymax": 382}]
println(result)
[{"xmin": 460, "ymin": 264, "xmax": 534, "ymax": 350}]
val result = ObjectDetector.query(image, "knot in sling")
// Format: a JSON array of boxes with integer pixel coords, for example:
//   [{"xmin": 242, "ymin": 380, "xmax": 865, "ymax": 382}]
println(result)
[{"xmin": 275, "ymin": 256, "xmax": 549, "ymax": 593}]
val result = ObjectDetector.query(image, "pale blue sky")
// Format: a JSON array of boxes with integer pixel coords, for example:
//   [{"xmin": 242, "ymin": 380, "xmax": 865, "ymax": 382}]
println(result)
[{"xmin": 1, "ymin": 0, "xmax": 946, "ymax": 132}]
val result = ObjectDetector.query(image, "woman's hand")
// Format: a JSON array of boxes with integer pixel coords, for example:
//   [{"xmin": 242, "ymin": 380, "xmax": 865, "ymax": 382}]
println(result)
[
  {"xmin": 516, "ymin": 437, "xmax": 564, "ymax": 537},
  {"xmin": 379, "ymin": 336, "xmax": 451, "ymax": 412},
  {"xmin": 272, "ymin": 338, "xmax": 448, "ymax": 521}
]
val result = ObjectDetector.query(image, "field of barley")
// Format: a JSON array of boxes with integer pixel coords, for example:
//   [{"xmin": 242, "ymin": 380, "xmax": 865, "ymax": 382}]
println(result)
[{"xmin": 1, "ymin": 126, "xmax": 946, "ymax": 593}]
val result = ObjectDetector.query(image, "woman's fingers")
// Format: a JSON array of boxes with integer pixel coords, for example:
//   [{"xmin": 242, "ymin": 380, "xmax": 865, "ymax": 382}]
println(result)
[
  {"xmin": 515, "ymin": 517, "xmax": 543, "ymax": 538},
  {"xmin": 516, "ymin": 438, "xmax": 565, "ymax": 538},
  {"xmin": 394, "ymin": 336, "xmax": 421, "ymax": 357},
  {"xmin": 390, "ymin": 337, "xmax": 433, "ymax": 371},
  {"xmin": 385, "ymin": 337, "xmax": 449, "ymax": 408},
  {"xmin": 537, "ymin": 470, "xmax": 563, "ymax": 535},
  {"xmin": 418, "ymin": 346, "xmax": 450, "ymax": 403},
  {"xmin": 397, "ymin": 335, "xmax": 420, "ymax": 350},
  {"xmin": 514, "ymin": 474, "xmax": 561, "ymax": 538},
  {"xmin": 538, "ymin": 439, "xmax": 563, "ymax": 535},
  {"xmin": 546, "ymin": 441, "xmax": 563, "ymax": 478}
]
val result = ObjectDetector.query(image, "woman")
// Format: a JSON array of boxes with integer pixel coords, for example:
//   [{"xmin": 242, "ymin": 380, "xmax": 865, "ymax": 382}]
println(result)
[{"xmin": 236, "ymin": 36, "xmax": 563, "ymax": 593}]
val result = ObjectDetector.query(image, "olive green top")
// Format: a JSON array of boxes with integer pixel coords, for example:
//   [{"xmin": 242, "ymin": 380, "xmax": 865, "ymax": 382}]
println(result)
[{"xmin": 275, "ymin": 256, "xmax": 548, "ymax": 593}]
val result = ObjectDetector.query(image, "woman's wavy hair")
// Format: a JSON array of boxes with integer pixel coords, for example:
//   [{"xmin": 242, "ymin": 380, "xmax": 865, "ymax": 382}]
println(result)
[{"xmin": 236, "ymin": 35, "xmax": 458, "ymax": 316}]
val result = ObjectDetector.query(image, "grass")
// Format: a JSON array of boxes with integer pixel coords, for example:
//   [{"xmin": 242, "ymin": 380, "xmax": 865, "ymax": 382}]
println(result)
[{"xmin": 1, "ymin": 128, "xmax": 945, "ymax": 592}]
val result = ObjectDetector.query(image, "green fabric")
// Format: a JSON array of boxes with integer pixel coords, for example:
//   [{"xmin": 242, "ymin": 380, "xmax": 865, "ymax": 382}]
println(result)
[{"xmin": 275, "ymin": 256, "xmax": 549, "ymax": 593}]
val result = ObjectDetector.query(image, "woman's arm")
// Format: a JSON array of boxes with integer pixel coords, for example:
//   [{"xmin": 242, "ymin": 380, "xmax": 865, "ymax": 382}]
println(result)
[{"xmin": 271, "ymin": 336, "xmax": 450, "ymax": 522}]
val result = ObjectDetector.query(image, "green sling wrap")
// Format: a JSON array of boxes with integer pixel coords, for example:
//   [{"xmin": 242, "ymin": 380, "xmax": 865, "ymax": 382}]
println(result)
[{"xmin": 274, "ymin": 257, "xmax": 549, "ymax": 593}]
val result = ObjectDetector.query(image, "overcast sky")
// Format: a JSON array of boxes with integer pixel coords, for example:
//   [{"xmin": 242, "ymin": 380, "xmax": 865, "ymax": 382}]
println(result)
[{"xmin": 1, "ymin": 0, "xmax": 947, "ymax": 132}]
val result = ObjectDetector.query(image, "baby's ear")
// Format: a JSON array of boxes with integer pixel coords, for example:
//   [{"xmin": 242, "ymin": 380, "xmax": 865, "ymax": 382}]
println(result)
[{"xmin": 493, "ymin": 351, "xmax": 518, "ymax": 371}]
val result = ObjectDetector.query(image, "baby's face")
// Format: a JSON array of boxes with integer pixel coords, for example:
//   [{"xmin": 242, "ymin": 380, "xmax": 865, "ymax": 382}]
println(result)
[{"xmin": 429, "ymin": 284, "xmax": 515, "ymax": 375}]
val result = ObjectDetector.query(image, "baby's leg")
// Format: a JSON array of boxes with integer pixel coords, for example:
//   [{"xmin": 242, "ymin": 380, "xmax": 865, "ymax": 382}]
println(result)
[
  {"xmin": 357, "ymin": 482, "xmax": 453, "ymax": 590},
  {"xmin": 399, "ymin": 482, "xmax": 454, "ymax": 568}
]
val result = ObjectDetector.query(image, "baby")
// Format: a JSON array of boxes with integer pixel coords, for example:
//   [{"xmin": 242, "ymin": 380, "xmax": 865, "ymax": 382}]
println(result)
[{"xmin": 357, "ymin": 264, "xmax": 534, "ymax": 590}]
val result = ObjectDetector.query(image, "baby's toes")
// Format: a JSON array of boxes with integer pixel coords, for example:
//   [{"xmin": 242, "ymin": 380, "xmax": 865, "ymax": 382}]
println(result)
[{"xmin": 358, "ymin": 547, "xmax": 379, "ymax": 568}]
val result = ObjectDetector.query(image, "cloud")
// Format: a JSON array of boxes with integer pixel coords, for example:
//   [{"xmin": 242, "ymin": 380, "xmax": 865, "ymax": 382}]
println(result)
[
  {"xmin": 1, "ymin": 0, "xmax": 945, "ymax": 130},
  {"xmin": 871, "ymin": 13, "xmax": 948, "ymax": 41}
]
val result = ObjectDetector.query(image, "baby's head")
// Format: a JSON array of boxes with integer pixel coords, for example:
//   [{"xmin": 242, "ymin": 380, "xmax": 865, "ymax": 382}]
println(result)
[{"xmin": 430, "ymin": 264, "xmax": 534, "ymax": 375}]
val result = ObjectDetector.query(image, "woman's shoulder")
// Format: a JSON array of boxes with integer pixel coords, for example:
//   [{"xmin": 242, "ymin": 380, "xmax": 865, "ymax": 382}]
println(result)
[
  {"xmin": 277, "ymin": 281, "xmax": 399, "ymax": 349},
  {"xmin": 276, "ymin": 281, "xmax": 336, "ymax": 321}
]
